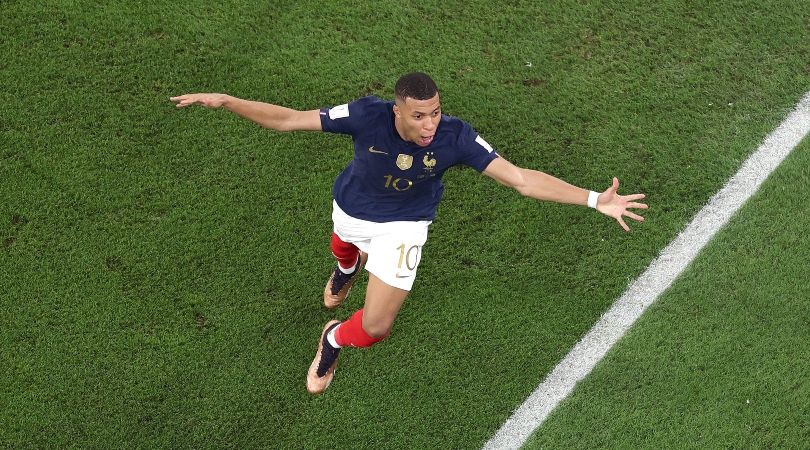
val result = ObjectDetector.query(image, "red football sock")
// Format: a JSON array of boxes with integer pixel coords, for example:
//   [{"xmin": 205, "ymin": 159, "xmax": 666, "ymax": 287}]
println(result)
[
  {"xmin": 334, "ymin": 309, "xmax": 386, "ymax": 348},
  {"xmin": 330, "ymin": 233, "xmax": 360, "ymax": 271}
]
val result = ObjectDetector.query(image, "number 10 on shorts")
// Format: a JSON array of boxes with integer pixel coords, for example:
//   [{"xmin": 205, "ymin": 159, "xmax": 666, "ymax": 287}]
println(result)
[{"xmin": 396, "ymin": 243, "xmax": 421, "ymax": 277}]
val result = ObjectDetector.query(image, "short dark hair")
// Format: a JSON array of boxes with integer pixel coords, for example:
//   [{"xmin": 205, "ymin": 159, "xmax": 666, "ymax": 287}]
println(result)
[{"xmin": 395, "ymin": 72, "xmax": 439, "ymax": 101}]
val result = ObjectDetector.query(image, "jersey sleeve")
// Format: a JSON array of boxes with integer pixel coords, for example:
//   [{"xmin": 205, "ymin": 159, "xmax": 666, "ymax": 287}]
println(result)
[
  {"xmin": 457, "ymin": 122, "xmax": 500, "ymax": 172},
  {"xmin": 319, "ymin": 96, "xmax": 379, "ymax": 136}
]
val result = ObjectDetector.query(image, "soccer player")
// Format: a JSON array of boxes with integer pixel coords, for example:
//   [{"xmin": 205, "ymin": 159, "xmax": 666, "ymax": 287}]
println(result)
[{"xmin": 170, "ymin": 72, "xmax": 647, "ymax": 394}]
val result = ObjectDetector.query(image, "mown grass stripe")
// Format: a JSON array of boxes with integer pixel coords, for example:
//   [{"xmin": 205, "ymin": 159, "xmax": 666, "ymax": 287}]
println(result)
[{"xmin": 484, "ymin": 91, "xmax": 810, "ymax": 450}]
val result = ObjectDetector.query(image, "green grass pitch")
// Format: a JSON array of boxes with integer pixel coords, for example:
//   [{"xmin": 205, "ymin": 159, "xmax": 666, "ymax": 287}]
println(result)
[{"xmin": 2, "ymin": 0, "xmax": 809, "ymax": 448}]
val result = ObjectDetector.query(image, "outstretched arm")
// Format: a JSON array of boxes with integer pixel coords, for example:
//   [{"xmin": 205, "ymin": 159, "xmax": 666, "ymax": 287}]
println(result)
[
  {"xmin": 169, "ymin": 93, "xmax": 322, "ymax": 132},
  {"xmin": 483, "ymin": 157, "xmax": 647, "ymax": 231}
]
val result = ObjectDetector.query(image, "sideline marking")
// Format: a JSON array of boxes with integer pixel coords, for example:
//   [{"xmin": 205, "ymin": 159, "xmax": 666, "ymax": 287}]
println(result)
[{"xmin": 484, "ymin": 92, "xmax": 810, "ymax": 449}]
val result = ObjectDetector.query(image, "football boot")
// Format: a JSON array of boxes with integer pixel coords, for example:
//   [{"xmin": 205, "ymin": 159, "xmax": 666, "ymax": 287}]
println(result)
[
  {"xmin": 306, "ymin": 320, "xmax": 341, "ymax": 394},
  {"xmin": 323, "ymin": 251, "xmax": 367, "ymax": 309}
]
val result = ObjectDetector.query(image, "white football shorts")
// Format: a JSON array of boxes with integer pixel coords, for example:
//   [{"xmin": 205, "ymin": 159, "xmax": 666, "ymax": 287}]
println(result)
[{"xmin": 331, "ymin": 201, "xmax": 431, "ymax": 291}]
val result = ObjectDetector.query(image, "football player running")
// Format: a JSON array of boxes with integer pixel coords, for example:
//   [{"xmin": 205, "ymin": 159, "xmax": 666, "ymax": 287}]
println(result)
[{"xmin": 170, "ymin": 72, "xmax": 647, "ymax": 394}]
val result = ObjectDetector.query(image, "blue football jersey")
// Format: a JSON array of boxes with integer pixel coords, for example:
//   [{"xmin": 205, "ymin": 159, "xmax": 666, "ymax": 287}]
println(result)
[{"xmin": 319, "ymin": 96, "xmax": 499, "ymax": 222}]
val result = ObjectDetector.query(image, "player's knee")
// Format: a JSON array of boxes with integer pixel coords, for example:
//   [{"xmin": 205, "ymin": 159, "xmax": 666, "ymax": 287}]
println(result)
[{"xmin": 362, "ymin": 320, "xmax": 392, "ymax": 340}]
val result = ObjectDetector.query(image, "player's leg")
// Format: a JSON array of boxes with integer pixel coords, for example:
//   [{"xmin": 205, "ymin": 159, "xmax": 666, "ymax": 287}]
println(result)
[
  {"xmin": 342, "ymin": 273, "xmax": 409, "ymax": 340},
  {"xmin": 306, "ymin": 275, "xmax": 408, "ymax": 394},
  {"xmin": 334, "ymin": 222, "xmax": 425, "ymax": 343},
  {"xmin": 324, "ymin": 201, "xmax": 375, "ymax": 309},
  {"xmin": 307, "ymin": 219, "xmax": 428, "ymax": 394},
  {"xmin": 323, "ymin": 233, "xmax": 368, "ymax": 309}
]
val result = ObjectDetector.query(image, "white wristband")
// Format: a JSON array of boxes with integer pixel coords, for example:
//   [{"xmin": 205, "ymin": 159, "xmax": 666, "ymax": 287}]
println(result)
[{"xmin": 587, "ymin": 191, "xmax": 599, "ymax": 209}]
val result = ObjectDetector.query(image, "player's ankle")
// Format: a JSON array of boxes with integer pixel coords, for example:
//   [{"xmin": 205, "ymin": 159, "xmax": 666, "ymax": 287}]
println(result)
[
  {"xmin": 337, "ymin": 256, "xmax": 359, "ymax": 274},
  {"xmin": 326, "ymin": 325, "xmax": 342, "ymax": 348}
]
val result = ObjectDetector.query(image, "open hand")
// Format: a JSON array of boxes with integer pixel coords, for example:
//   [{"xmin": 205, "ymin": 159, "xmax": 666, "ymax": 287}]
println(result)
[
  {"xmin": 169, "ymin": 93, "xmax": 230, "ymax": 109},
  {"xmin": 597, "ymin": 177, "xmax": 648, "ymax": 232}
]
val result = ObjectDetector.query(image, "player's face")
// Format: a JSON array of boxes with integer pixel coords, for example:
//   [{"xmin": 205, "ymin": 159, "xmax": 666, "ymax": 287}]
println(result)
[{"xmin": 393, "ymin": 93, "xmax": 441, "ymax": 147}]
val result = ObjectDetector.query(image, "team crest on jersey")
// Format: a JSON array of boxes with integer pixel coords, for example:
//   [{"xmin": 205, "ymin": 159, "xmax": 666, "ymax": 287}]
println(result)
[
  {"xmin": 423, "ymin": 152, "xmax": 437, "ymax": 172},
  {"xmin": 396, "ymin": 154, "xmax": 413, "ymax": 170}
]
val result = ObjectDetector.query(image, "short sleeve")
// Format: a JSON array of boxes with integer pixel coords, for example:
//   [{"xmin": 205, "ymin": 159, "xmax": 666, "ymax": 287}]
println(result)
[
  {"xmin": 457, "ymin": 122, "xmax": 500, "ymax": 172},
  {"xmin": 319, "ymin": 96, "xmax": 380, "ymax": 136}
]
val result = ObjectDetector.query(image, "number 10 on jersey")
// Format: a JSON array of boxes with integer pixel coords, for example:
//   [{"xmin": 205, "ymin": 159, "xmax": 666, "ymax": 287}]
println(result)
[{"xmin": 383, "ymin": 175, "xmax": 413, "ymax": 191}]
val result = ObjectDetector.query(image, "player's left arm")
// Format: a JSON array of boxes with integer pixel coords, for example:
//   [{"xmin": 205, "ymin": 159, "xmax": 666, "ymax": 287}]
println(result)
[{"xmin": 483, "ymin": 157, "xmax": 648, "ymax": 231}]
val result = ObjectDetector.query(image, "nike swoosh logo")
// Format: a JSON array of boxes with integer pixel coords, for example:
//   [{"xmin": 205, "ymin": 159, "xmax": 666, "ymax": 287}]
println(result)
[
  {"xmin": 395, "ymin": 273, "xmax": 412, "ymax": 278},
  {"xmin": 368, "ymin": 146, "xmax": 388, "ymax": 154}
]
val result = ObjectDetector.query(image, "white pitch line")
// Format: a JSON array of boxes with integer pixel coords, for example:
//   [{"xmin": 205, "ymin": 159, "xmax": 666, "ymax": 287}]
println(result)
[{"xmin": 484, "ymin": 91, "xmax": 810, "ymax": 450}]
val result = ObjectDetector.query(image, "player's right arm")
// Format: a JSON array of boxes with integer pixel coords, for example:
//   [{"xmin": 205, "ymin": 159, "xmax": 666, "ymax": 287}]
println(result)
[{"xmin": 170, "ymin": 93, "xmax": 322, "ymax": 132}]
